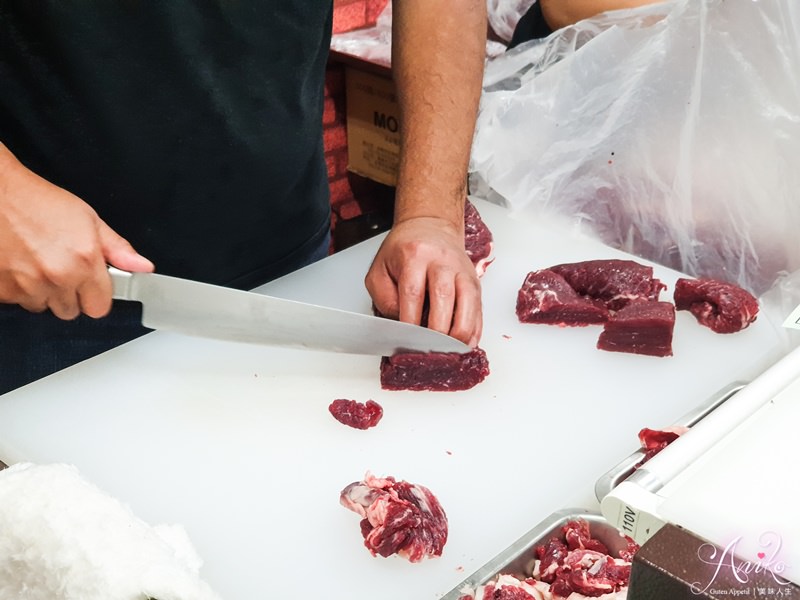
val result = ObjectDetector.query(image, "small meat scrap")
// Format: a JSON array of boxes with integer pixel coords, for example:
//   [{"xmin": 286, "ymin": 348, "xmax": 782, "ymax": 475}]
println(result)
[
  {"xmin": 550, "ymin": 259, "xmax": 666, "ymax": 311},
  {"xmin": 328, "ymin": 399, "xmax": 383, "ymax": 430},
  {"xmin": 340, "ymin": 472, "xmax": 448, "ymax": 563},
  {"xmin": 673, "ymin": 277, "xmax": 758, "ymax": 333},
  {"xmin": 635, "ymin": 426, "xmax": 689, "ymax": 468},
  {"xmin": 459, "ymin": 519, "xmax": 639, "ymax": 600},
  {"xmin": 464, "ymin": 199, "xmax": 494, "ymax": 277},
  {"xmin": 597, "ymin": 301, "xmax": 675, "ymax": 357},
  {"xmin": 516, "ymin": 269, "xmax": 610, "ymax": 326},
  {"xmin": 380, "ymin": 348, "xmax": 490, "ymax": 392}
]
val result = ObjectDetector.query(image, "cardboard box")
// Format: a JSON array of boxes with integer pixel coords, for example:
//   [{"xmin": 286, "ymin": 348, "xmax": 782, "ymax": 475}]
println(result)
[
  {"xmin": 344, "ymin": 66, "xmax": 399, "ymax": 187},
  {"xmin": 628, "ymin": 524, "xmax": 800, "ymax": 599}
]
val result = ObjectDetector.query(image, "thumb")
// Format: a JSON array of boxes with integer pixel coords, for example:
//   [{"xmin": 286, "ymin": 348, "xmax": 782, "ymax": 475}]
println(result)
[{"xmin": 97, "ymin": 220, "xmax": 155, "ymax": 273}]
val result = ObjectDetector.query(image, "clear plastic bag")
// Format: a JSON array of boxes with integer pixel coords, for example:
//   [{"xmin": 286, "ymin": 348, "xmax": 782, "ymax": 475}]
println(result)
[
  {"xmin": 470, "ymin": 0, "xmax": 800, "ymax": 308},
  {"xmin": 487, "ymin": 0, "xmax": 537, "ymax": 42}
]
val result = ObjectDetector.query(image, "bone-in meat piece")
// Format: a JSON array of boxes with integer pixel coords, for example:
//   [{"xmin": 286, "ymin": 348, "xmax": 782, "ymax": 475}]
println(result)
[
  {"xmin": 673, "ymin": 277, "xmax": 758, "ymax": 333},
  {"xmin": 340, "ymin": 472, "xmax": 448, "ymax": 562}
]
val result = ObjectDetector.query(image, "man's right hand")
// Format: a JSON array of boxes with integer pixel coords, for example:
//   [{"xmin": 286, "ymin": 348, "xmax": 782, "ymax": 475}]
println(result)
[{"xmin": 0, "ymin": 143, "xmax": 154, "ymax": 320}]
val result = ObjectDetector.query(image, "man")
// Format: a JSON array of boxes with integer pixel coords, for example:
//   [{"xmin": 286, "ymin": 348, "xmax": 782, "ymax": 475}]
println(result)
[
  {"xmin": 510, "ymin": 0, "xmax": 663, "ymax": 47},
  {"xmin": 0, "ymin": 1, "xmax": 487, "ymax": 394}
]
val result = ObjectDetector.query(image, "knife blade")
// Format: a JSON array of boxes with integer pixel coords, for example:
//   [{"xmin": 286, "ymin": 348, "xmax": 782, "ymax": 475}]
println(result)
[{"xmin": 108, "ymin": 267, "xmax": 470, "ymax": 356}]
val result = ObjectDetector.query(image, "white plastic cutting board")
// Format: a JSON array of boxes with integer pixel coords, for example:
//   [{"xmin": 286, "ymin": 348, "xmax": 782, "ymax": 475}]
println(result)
[{"xmin": 0, "ymin": 199, "xmax": 787, "ymax": 600}]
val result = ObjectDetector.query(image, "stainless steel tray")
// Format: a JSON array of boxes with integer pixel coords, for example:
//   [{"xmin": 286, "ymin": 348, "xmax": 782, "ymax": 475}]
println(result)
[
  {"xmin": 440, "ymin": 508, "xmax": 631, "ymax": 599},
  {"xmin": 593, "ymin": 380, "xmax": 746, "ymax": 503}
]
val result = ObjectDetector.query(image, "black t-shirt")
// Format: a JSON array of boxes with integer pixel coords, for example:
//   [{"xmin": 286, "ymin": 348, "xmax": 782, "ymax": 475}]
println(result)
[{"xmin": 0, "ymin": 1, "xmax": 333, "ymax": 290}]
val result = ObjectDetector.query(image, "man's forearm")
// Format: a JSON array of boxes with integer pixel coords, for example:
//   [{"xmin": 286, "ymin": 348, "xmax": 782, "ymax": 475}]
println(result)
[
  {"xmin": 539, "ymin": 0, "xmax": 663, "ymax": 31},
  {"xmin": 391, "ymin": 0, "xmax": 487, "ymax": 231}
]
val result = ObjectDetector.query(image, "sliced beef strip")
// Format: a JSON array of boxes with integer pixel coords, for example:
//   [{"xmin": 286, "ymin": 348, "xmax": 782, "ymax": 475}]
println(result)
[
  {"xmin": 516, "ymin": 269, "xmax": 610, "ymax": 326},
  {"xmin": 328, "ymin": 399, "xmax": 383, "ymax": 430},
  {"xmin": 380, "ymin": 348, "xmax": 489, "ymax": 392},
  {"xmin": 673, "ymin": 277, "xmax": 758, "ymax": 333},
  {"xmin": 550, "ymin": 259, "xmax": 666, "ymax": 311},
  {"xmin": 340, "ymin": 472, "xmax": 448, "ymax": 563},
  {"xmin": 464, "ymin": 199, "xmax": 494, "ymax": 277},
  {"xmin": 597, "ymin": 301, "xmax": 675, "ymax": 357}
]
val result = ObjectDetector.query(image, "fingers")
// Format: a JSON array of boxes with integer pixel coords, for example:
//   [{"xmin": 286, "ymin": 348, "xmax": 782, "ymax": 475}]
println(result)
[
  {"xmin": 367, "ymin": 247, "xmax": 482, "ymax": 347},
  {"xmin": 0, "ymin": 221, "xmax": 152, "ymax": 321},
  {"xmin": 75, "ymin": 221, "xmax": 153, "ymax": 319},
  {"xmin": 365, "ymin": 259, "xmax": 399, "ymax": 320},
  {"xmin": 366, "ymin": 222, "xmax": 484, "ymax": 348},
  {"xmin": 449, "ymin": 271, "xmax": 483, "ymax": 347},
  {"xmin": 424, "ymin": 264, "xmax": 457, "ymax": 334},
  {"xmin": 397, "ymin": 265, "xmax": 428, "ymax": 329},
  {"xmin": 99, "ymin": 222, "xmax": 154, "ymax": 273}
]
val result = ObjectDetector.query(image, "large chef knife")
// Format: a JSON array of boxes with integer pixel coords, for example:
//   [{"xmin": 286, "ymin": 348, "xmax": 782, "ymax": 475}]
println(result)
[{"xmin": 109, "ymin": 267, "xmax": 470, "ymax": 355}]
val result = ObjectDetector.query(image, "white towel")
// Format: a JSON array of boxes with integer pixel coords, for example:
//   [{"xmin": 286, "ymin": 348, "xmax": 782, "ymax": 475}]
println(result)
[{"xmin": 0, "ymin": 463, "xmax": 221, "ymax": 600}]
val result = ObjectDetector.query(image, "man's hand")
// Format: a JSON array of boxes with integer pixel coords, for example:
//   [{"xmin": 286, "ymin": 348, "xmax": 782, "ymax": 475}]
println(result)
[
  {"xmin": 365, "ymin": 216, "xmax": 482, "ymax": 347},
  {"xmin": 0, "ymin": 144, "xmax": 154, "ymax": 320}
]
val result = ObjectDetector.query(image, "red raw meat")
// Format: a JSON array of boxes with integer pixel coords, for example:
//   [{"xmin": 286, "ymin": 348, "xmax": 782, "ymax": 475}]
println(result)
[
  {"xmin": 636, "ymin": 426, "xmax": 689, "ymax": 465},
  {"xmin": 673, "ymin": 277, "xmax": 758, "ymax": 333},
  {"xmin": 516, "ymin": 270, "xmax": 609, "ymax": 326},
  {"xmin": 380, "ymin": 348, "xmax": 490, "ymax": 391},
  {"xmin": 538, "ymin": 520, "xmax": 637, "ymax": 598},
  {"xmin": 550, "ymin": 259, "xmax": 665, "ymax": 311},
  {"xmin": 464, "ymin": 199, "xmax": 494, "ymax": 277},
  {"xmin": 461, "ymin": 519, "xmax": 639, "ymax": 600},
  {"xmin": 339, "ymin": 472, "xmax": 448, "ymax": 562},
  {"xmin": 597, "ymin": 301, "xmax": 675, "ymax": 357},
  {"xmin": 328, "ymin": 399, "xmax": 383, "ymax": 430}
]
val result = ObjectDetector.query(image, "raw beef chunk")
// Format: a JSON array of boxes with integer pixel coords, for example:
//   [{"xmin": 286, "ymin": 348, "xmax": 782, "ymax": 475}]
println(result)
[
  {"xmin": 597, "ymin": 301, "xmax": 675, "ymax": 357},
  {"xmin": 459, "ymin": 519, "xmax": 639, "ymax": 600},
  {"xmin": 380, "ymin": 348, "xmax": 489, "ymax": 392},
  {"xmin": 673, "ymin": 277, "xmax": 758, "ymax": 333},
  {"xmin": 464, "ymin": 199, "xmax": 494, "ymax": 277},
  {"xmin": 550, "ymin": 259, "xmax": 665, "ymax": 311},
  {"xmin": 636, "ymin": 426, "xmax": 689, "ymax": 466},
  {"xmin": 340, "ymin": 472, "xmax": 448, "ymax": 562},
  {"xmin": 329, "ymin": 399, "xmax": 383, "ymax": 430},
  {"xmin": 516, "ymin": 270, "xmax": 609, "ymax": 326}
]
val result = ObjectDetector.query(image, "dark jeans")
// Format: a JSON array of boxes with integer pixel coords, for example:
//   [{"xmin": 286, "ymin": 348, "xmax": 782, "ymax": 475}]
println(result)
[{"xmin": 0, "ymin": 232, "xmax": 331, "ymax": 395}]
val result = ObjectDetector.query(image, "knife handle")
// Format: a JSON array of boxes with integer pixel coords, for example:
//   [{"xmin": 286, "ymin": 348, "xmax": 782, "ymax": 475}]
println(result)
[{"xmin": 107, "ymin": 267, "xmax": 134, "ymax": 301}]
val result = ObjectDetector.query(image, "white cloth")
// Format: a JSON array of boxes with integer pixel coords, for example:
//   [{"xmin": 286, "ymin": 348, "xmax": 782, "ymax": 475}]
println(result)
[{"xmin": 0, "ymin": 463, "xmax": 221, "ymax": 600}]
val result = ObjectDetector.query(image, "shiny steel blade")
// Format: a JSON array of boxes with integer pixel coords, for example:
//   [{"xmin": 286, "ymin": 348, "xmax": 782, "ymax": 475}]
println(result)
[{"xmin": 109, "ymin": 268, "xmax": 470, "ymax": 356}]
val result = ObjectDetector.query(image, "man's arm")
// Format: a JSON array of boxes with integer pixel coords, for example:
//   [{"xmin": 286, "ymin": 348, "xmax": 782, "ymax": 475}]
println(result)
[
  {"xmin": 365, "ymin": 0, "xmax": 487, "ymax": 347},
  {"xmin": 539, "ymin": 0, "xmax": 664, "ymax": 31},
  {"xmin": 0, "ymin": 143, "xmax": 154, "ymax": 319}
]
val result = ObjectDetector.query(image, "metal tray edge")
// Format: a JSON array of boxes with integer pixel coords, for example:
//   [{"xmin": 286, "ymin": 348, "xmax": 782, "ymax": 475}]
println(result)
[
  {"xmin": 593, "ymin": 380, "xmax": 747, "ymax": 503},
  {"xmin": 440, "ymin": 508, "xmax": 622, "ymax": 600}
]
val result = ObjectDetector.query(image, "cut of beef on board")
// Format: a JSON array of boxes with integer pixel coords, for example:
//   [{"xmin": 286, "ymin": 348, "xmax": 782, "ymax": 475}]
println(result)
[
  {"xmin": 550, "ymin": 259, "xmax": 666, "ymax": 311},
  {"xmin": 464, "ymin": 199, "xmax": 494, "ymax": 277},
  {"xmin": 380, "ymin": 348, "xmax": 489, "ymax": 392},
  {"xmin": 328, "ymin": 399, "xmax": 383, "ymax": 430},
  {"xmin": 339, "ymin": 472, "xmax": 448, "ymax": 563},
  {"xmin": 516, "ymin": 269, "xmax": 610, "ymax": 326},
  {"xmin": 673, "ymin": 277, "xmax": 759, "ymax": 333},
  {"xmin": 597, "ymin": 301, "xmax": 675, "ymax": 357}
]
